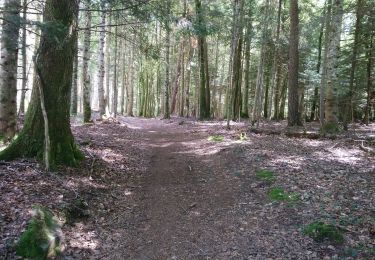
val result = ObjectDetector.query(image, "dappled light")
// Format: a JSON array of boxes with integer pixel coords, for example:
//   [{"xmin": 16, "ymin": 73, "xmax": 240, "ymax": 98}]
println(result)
[{"xmin": 0, "ymin": 0, "xmax": 374, "ymax": 258}]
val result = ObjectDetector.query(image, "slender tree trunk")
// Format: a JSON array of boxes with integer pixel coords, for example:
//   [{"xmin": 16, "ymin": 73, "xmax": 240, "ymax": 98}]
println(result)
[
  {"xmin": 320, "ymin": 0, "xmax": 332, "ymax": 126},
  {"xmin": 287, "ymin": 0, "xmax": 302, "ymax": 126},
  {"xmin": 112, "ymin": 15, "xmax": 118, "ymax": 118},
  {"xmin": 185, "ymin": 39, "xmax": 194, "ymax": 117},
  {"xmin": 82, "ymin": 0, "xmax": 92, "ymax": 123},
  {"xmin": 120, "ymin": 36, "xmax": 126, "ymax": 115},
  {"xmin": 0, "ymin": 0, "xmax": 21, "ymax": 140},
  {"xmin": 226, "ymin": 0, "xmax": 244, "ymax": 127},
  {"xmin": 105, "ymin": 13, "xmax": 112, "ymax": 114},
  {"xmin": 252, "ymin": 0, "xmax": 269, "ymax": 126},
  {"xmin": 242, "ymin": 7, "xmax": 253, "ymax": 119},
  {"xmin": 170, "ymin": 40, "xmax": 184, "ymax": 114},
  {"xmin": 0, "ymin": 0, "xmax": 83, "ymax": 168},
  {"xmin": 310, "ymin": 2, "xmax": 326, "ymax": 122},
  {"xmin": 269, "ymin": 0, "xmax": 282, "ymax": 120},
  {"xmin": 163, "ymin": 10, "xmax": 171, "ymax": 119},
  {"xmin": 363, "ymin": 34, "xmax": 373, "ymax": 125},
  {"xmin": 19, "ymin": 0, "xmax": 28, "ymax": 115},
  {"xmin": 97, "ymin": 2, "xmax": 106, "ymax": 116},
  {"xmin": 344, "ymin": 0, "xmax": 363, "ymax": 128},
  {"xmin": 323, "ymin": 0, "xmax": 343, "ymax": 131},
  {"xmin": 71, "ymin": 32, "xmax": 79, "ymax": 116}
]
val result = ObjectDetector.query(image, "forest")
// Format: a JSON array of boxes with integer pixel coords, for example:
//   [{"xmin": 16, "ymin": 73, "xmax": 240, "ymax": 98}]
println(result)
[{"xmin": 0, "ymin": 0, "xmax": 374, "ymax": 259}]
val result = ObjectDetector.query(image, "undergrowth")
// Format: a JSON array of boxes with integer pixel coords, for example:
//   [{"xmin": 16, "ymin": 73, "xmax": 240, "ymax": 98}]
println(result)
[
  {"xmin": 208, "ymin": 135, "xmax": 224, "ymax": 142},
  {"xmin": 303, "ymin": 221, "xmax": 344, "ymax": 244},
  {"xmin": 256, "ymin": 169, "xmax": 275, "ymax": 183}
]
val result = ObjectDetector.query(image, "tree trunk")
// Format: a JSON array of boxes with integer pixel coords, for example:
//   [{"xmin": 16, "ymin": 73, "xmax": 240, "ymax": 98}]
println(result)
[
  {"xmin": 112, "ymin": 15, "xmax": 118, "ymax": 118},
  {"xmin": 97, "ymin": 2, "xmax": 106, "ymax": 116},
  {"xmin": 344, "ymin": 0, "xmax": 363, "ymax": 128},
  {"xmin": 310, "ymin": 3, "xmax": 326, "ymax": 122},
  {"xmin": 19, "ymin": 0, "xmax": 27, "ymax": 115},
  {"xmin": 323, "ymin": 0, "xmax": 343, "ymax": 131},
  {"xmin": 0, "ymin": 0, "xmax": 21, "ymax": 140},
  {"xmin": 163, "ymin": 10, "xmax": 171, "ymax": 119},
  {"xmin": 269, "ymin": 0, "xmax": 282, "ymax": 120},
  {"xmin": 71, "ymin": 32, "xmax": 79, "ymax": 116},
  {"xmin": 0, "ymin": 0, "xmax": 83, "ymax": 168},
  {"xmin": 363, "ymin": 34, "xmax": 373, "ymax": 125},
  {"xmin": 287, "ymin": 0, "xmax": 302, "ymax": 126},
  {"xmin": 82, "ymin": 0, "xmax": 92, "ymax": 123},
  {"xmin": 320, "ymin": 0, "xmax": 332, "ymax": 126},
  {"xmin": 170, "ymin": 40, "xmax": 184, "ymax": 114}
]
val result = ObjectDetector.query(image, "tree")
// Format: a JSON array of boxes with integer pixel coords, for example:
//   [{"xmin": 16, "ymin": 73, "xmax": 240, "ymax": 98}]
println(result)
[
  {"xmin": 19, "ymin": 0, "xmax": 28, "ymax": 115},
  {"xmin": 82, "ymin": 0, "xmax": 92, "ymax": 123},
  {"xmin": 0, "ymin": 0, "xmax": 83, "ymax": 168},
  {"xmin": 97, "ymin": 1, "xmax": 106, "ymax": 117},
  {"xmin": 0, "ymin": 0, "xmax": 21, "ymax": 140},
  {"xmin": 323, "ymin": 0, "xmax": 343, "ymax": 131},
  {"xmin": 287, "ymin": 0, "xmax": 302, "ymax": 126}
]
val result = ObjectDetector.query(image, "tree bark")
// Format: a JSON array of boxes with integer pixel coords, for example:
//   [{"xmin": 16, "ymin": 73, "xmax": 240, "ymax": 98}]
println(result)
[
  {"xmin": 323, "ymin": 0, "xmax": 343, "ymax": 131},
  {"xmin": 0, "ymin": 0, "xmax": 83, "ymax": 168},
  {"xmin": 0, "ymin": 0, "xmax": 21, "ymax": 140},
  {"xmin": 97, "ymin": 2, "xmax": 106, "ymax": 116},
  {"xmin": 287, "ymin": 0, "xmax": 302, "ymax": 126},
  {"xmin": 19, "ymin": 0, "xmax": 28, "ymax": 115},
  {"xmin": 82, "ymin": 0, "xmax": 92, "ymax": 123}
]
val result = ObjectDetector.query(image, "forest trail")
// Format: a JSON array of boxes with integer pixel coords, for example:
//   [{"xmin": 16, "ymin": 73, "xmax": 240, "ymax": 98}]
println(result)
[
  {"xmin": 2, "ymin": 118, "xmax": 374, "ymax": 259},
  {"xmin": 105, "ymin": 117, "xmax": 241, "ymax": 259},
  {"xmin": 68, "ymin": 117, "xmax": 373, "ymax": 259}
]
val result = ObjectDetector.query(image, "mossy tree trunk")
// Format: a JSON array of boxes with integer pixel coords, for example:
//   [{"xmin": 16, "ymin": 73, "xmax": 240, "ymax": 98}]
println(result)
[{"xmin": 0, "ymin": 0, "xmax": 83, "ymax": 168}]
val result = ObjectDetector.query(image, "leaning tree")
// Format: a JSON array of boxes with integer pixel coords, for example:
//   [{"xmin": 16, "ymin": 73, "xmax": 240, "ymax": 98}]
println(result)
[{"xmin": 0, "ymin": 0, "xmax": 83, "ymax": 168}]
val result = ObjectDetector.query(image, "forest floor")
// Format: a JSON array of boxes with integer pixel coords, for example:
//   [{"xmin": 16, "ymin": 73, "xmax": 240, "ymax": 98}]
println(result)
[{"xmin": 0, "ymin": 117, "xmax": 374, "ymax": 259}]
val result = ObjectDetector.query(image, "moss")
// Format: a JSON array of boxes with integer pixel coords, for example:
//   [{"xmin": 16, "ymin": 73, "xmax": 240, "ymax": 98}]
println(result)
[
  {"xmin": 256, "ymin": 169, "xmax": 275, "ymax": 183},
  {"xmin": 268, "ymin": 187, "xmax": 300, "ymax": 202},
  {"xmin": 208, "ymin": 135, "xmax": 224, "ymax": 142},
  {"xmin": 303, "ymin": 221, "xmax": 344, "ymax": 244},
  {"xmin": 16, "ymin": 206, "xmax": 62, "ymax": 259}
]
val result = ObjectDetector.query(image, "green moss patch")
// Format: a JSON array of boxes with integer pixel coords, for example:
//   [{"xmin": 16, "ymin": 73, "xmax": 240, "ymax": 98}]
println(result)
[
  {"xmin": 256, "ymin": 169, "xmax": 275, "ymax": 183},
  {"xmin": 303, "ymin": 221, "xmax": 344, "ymax": 244},
  {"xmin": 208, "ymin": 135, "xmax": 224, "ymax": 142},
  {"xmin": 16, "ymin": 206, "xmax": 62, "ymax": 259},
  {"xmin": 268, "ymin": 187, "xmax": 300, "ymax": 202}
]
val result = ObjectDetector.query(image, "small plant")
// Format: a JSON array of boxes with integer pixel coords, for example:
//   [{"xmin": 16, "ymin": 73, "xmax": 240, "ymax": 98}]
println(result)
[
  {"xmin": 17, "ymin": 206, "xmax": 62, "ymax": 259},
  {"xmin": 303, "ymin": 221, "xmax": 344, "ymax": 244},
  {"xmin": 268, "ymin": 187, "xmax": 300, "ymax": 202},
  {"xmin": 208, "ymin": 135, "xmax": 224, "ymax": 142},
  {"xmin": 256, "ymin": 169, "xmax": 275, "ymax": 183}
]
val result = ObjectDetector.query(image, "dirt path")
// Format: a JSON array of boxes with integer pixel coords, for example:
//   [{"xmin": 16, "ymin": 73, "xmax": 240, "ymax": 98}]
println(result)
[
  {"xmin": 67, "ymin": 117, "xmax": 372, "ymax": 259},
  {"xmin": 2, "ymin": 117, "xmax": 373, "ymax": 259},
  {"xmin": 109, "ymin": 118, "xmax": 239, "ymax": 259}
]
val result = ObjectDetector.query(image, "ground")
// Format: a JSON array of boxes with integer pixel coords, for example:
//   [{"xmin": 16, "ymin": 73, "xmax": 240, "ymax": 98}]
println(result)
[{"xmin": 0, "ymin": 117, "xmax": 374, "ymax": 259}]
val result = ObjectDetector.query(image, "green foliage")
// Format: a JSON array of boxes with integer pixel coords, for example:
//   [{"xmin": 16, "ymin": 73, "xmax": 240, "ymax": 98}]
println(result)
[
  {"xmin": 208, "ymin": 135, "xmax": 224, "ymax": 142},
  {"xmin": 16, "ymin": 206, "xmax": 61, "ymax": 260},
  {"xmin": 268, "ymin": 187, "xmax": 300, "ymax": 202},
  {"xmin": 303, "ymin": 221, "xmax": 344, "ymax": 244},
  {"xmin": 238, "ymin": 132, "xmax": 248, "ymax": 141},
  {"xmin": 256, "ymin": 169, "xmax": 275, "ymax": 183}
]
